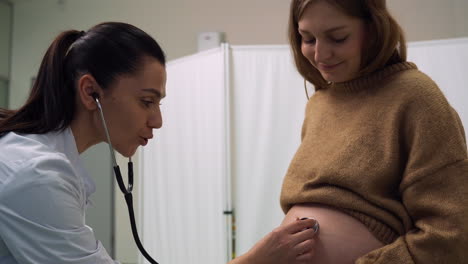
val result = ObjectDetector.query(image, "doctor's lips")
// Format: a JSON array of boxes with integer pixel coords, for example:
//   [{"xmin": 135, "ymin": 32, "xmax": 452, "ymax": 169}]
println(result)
[{"xmin": 139, "ymin": 135, "xmax": 153, "ymax": 146}]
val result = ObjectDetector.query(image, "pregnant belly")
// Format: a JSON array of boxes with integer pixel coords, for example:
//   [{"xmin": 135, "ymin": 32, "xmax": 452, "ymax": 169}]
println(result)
[{"xmin": 282, "ymin": 203, "xmax": 384, "ymax": 264}]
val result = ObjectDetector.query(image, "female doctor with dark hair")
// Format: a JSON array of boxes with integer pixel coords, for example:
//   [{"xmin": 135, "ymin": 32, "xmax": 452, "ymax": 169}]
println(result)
[{"xmin": 0, "ymin": 22, "xmax": 317, "ymax": 263}]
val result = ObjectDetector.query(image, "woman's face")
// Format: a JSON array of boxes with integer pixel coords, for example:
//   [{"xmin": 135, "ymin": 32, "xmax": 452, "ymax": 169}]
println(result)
[
  {"xmin": 99, "ymin": 57, "xmax": 166, "ymax": 157},
  {"xmin": 298, "ymin": 1, "xmax": 367, "ymax": 83}
]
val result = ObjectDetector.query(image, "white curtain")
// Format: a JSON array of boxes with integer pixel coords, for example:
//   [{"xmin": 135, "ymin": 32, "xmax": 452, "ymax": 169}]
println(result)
[
  {"xmin": 230, "ymin": 46, "xmax": 307, "ymax": 255},
  {"xmin": 139, "ymin": 47, "xmax": 230, "ymax": 264},
  {"xmin": 139, "ymin": 38, "xmax": 468, "ymax": 263}
]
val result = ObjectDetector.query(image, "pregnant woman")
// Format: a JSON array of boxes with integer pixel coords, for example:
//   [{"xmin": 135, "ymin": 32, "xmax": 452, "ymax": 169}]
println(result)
[{"xmin": 280, "ymin": 0, "xmax": 468, "ymax": 263}]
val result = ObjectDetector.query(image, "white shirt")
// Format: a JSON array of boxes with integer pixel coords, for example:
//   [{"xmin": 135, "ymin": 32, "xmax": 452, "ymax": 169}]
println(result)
[{"xmin": 0, "ymin": 128, "xmax": 117, "ymax": 264}]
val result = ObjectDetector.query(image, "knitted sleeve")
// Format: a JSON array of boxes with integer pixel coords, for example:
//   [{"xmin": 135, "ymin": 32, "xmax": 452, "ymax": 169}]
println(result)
[{"xmin": 356, "ymin": 85, "xmax": 468, "ymax": 263}]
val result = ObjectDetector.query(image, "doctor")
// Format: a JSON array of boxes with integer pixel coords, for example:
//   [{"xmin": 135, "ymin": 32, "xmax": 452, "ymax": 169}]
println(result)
[{"xmin": 0, "ymin": 22, "xmax": 317, "ymax": 264}]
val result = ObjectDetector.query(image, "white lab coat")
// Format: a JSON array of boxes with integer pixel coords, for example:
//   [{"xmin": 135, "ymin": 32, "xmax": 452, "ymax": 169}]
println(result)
[{"xmin": 0, "ymin": 128, "xmax": 117, "ymax": 264}]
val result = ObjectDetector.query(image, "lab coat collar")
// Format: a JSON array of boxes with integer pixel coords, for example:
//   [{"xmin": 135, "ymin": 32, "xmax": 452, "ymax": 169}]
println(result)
[
  {"xmin": 29, "ymin": 127, "xmax": 97, "ymax": 200},
  {"xmin": 67, "ymin": 128, "xmax": 97, "ymax": 200}
]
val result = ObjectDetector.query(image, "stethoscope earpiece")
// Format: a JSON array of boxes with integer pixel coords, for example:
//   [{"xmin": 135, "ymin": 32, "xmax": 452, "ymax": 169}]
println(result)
[{"xmin": 91, "ymin": 92, "xmax": 99, "ymax": 102}]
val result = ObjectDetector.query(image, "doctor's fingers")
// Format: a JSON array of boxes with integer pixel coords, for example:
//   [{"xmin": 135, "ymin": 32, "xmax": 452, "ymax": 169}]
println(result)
[
  {"xmin": 293, "ymin": 238, "xmax": 316, "ymax": 259},
  {"xmin": 296, "ymin": 251, "xmax": 315, "ymax": 264},
  {"xmin": 291, "ymin": 227, "xmax": 317, "ymax": 246},
  {"xmin": 284, "ymin": 218, "xmax": 318, "ymax": 234}
]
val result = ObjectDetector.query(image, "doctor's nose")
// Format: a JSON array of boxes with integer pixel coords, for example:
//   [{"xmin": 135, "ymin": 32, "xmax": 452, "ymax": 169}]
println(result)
[{"xmin": 148, "ymin": 109, "xmax": 163, "ymax": 129}]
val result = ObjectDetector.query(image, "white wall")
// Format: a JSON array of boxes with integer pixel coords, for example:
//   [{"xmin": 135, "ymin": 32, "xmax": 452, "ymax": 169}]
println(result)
[
  {"xmin": 0, "ymin": 1, "xmax": 11, "ymax": 108},
  {"xmin": 0, "ymin": 1, "xmax": 11, "ymax": 79},
  {"xmin": 387, "ymin": 0, "xmax": 468, "ymax": 41},
  {"xmin": 7, "ymin": 0, "xmax": 468, "ymax": 263},
  {"xmin": 0, "ymin": 80, "xmax": 7, "ymax": 108}
]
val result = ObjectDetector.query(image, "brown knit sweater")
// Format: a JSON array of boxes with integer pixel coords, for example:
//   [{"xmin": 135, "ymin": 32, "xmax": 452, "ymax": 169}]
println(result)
[{"xmin": 280, "ymin": 62, "xmax": 468, "ymax": 263}]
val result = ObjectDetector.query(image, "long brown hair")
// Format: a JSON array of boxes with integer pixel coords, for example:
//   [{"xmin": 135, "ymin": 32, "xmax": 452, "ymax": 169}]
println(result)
[
  {"xmin": 288, "ymin": 0, "xmax": 407, "ymax": 90},
  {"xmin": 0, "ymin": 22, "xmax": 166, "ymax": 137}
]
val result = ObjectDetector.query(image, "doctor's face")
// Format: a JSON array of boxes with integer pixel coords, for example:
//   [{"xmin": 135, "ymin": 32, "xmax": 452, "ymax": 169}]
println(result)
[
  {"xmin": 99, "ymin": 57, "xmax": 166, "ymax": 157},
  {"xmin": 298, "ymin": 1, "xmax": 367, "ymax": 83}
]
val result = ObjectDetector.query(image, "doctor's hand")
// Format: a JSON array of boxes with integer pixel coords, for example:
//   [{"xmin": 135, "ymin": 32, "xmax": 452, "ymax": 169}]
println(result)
[{"xmin": 228, "ymin": 218, "xmax": 318, "ymax": 264}]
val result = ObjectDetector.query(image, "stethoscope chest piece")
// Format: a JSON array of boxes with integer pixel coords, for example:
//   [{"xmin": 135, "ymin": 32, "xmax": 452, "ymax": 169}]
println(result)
[{"xmin": 300, "ymin": 217, "xmax": 320, "ymax": 233}]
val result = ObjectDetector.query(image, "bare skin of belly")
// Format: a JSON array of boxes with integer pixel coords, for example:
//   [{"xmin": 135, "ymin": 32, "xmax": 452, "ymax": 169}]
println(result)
[{"xmin": 282, "ymin": 204, "xmax": 384, "ymax": 264}]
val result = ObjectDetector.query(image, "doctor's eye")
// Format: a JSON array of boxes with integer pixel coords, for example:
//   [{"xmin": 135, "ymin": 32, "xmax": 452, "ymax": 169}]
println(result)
[{"xmin": 141, "ymin": 100, "xmax": 155, "ymax": 108}]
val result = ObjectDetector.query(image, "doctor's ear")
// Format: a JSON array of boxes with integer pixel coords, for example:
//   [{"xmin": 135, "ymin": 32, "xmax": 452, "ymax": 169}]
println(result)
[{"xmin": 77, "ymin": 74, "xmax": 103, "ymax": 110}]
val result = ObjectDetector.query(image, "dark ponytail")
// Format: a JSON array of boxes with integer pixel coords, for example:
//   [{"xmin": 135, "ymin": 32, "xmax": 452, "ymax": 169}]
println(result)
[
  {"xmin": 0, "ymin": 30, "xmax": 83, "ymax": 135},
  {"xmin": 0, "ymin": 22, "xmax": 166, "ymax": 137}
]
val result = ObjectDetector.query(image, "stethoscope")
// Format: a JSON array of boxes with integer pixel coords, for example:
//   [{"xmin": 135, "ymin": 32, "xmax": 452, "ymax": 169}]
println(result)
[{"xmin": 92, "ymin": 93, "xmax": 159, "ymax": 264}]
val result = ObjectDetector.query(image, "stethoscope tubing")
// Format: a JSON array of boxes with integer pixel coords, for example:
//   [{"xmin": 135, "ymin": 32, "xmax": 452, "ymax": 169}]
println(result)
[{"xmin": 95, "ymin": 97, "xmax": 159, "ymax": 264}]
